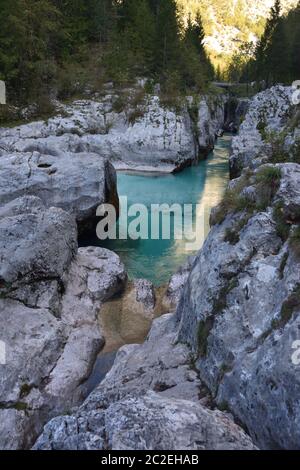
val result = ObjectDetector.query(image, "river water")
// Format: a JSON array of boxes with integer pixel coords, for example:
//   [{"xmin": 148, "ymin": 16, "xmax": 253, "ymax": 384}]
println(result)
[{"xmin": 83, "ymin": 134, "xmax": 231, "ymax": 286}]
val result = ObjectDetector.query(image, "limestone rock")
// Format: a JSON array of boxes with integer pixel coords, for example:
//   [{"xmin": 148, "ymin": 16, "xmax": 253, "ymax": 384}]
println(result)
[
  {"xmin": 0, "ymin": 197, "xmax": 127, "ymax": 449},
  {"xmin": 0, "ymin": 151, "xmax": 118, "ymax": 232},
  {"xmin": 0, "ymin": 94, "xmax": 225, "ymax": 173},
  {"xmin": 177, "ymin": 160, "xmax": 300, "ymax": 449},
  {"xmin": 162, "ymin": 256, "xmax": 195, "ymax": 311},
  {"xmin": 33, "ymin": 315, "xmax": 256, "ymax": 451},
  {"xmin": 229, "ymin": 85, "xmax": 294, "ymax": 178}
]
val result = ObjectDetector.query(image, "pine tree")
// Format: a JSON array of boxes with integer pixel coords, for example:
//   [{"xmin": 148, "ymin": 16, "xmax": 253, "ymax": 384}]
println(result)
[
  {"xmin": 291, "ymin": 2, "xmax": 300, "ymax": 79},
  {"xmin": 253, "ymin": 0, "xmax": 282, "ymax": 86},
  {"xmin": 0, "ymin": 0, "xmax": 62, "ymax": 101},
  {"xmin": 182, "ymin": 10, "xmax": 214, "ymax": 88},
  {"xmin": 267, "ymin": 17, "xmax": 290, "ymax": 84},
  {"xmin": 149, "ymin": 0, "xmax": 181, "ymax": 76},
  {"xmin": 87, "ymin": 0, "xmax": 116, "ymax": 43}
]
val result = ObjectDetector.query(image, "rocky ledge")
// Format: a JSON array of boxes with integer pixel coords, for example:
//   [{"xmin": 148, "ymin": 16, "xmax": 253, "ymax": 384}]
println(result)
[
  {"xmin": 0, "ymin": 91, "xmax": 226, "ymax": 173},
  {"xmin": 229, "ymin": 85, "xmax": 298, "ymax": 178},
  {"xmin": 34, "ymin": 85, "xmax": 300, "ymax": 450}
]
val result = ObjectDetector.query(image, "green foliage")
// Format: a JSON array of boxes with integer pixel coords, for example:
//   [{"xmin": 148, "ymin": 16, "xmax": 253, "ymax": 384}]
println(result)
[
  {"xmin": 0, "ymin": 0, "xmax": 214, "ymax": 111},
  {"xmin": 257, "ymin": 120, "xmax": 268, "ymax": 140},
  {"xmin": 211, "ymin": 173, "xmax": 254, "ymax": 225},
  {"xmin": 0, "ymin": 0, "xmax": 62, "ymax": 102},
  {"xmin": 197, "ymin": 317, "xmax": 214, "ymax": 357},
  {"xmin": 273, "ymin": 202, "xmax": 291, "ymax": 241},
  {"xmin": 224, "ymin": 227, "xmax": 240, "ymax": 245},
  {"xmin": 256, "ymin": 166, "xmax": 282, "ymax": 192},
  {"xmin": 247, "ymin": 1, "xmax": 300, "ymax": 86},
  {"xmin": 212, "ymin": 166, "xmax": 282, "ymax": 227},
  {"xmin": 255, "ymin": 166, "xmax": 281, "ymax": 210}
]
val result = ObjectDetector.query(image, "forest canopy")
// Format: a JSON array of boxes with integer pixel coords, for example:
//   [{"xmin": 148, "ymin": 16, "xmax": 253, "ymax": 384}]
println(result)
[
  {"xmin": 0, "ymin": 0, "xmax": 213, "ymax": 107},
  {"xmin": 0, "ymin": 0, "xmax": 299, "ymax": 113}
]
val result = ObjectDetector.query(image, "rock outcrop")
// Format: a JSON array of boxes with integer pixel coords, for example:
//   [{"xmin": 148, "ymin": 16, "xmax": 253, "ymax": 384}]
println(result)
[
  {"xmin": 33, "ymin": 315, "xmax": 256, "ymax": 451},
  {"xmin": 229, "ymin": 85, "xmax": 296, "ymax": 178},
  {"xmin": 162, "ymin": 256, "xmax": 196, "ymax": 311},
  {"xmin": 0, "ymin": 151, "xmax": 118, "ymax": 233},
  {"xmin": 224, "ymin": 98, "xmax": 250, "ymax": 133},
  {"xmin": 0, "ymin": 196, "xmax": 127, "ymax": 449},
  {"xmin": 0, "ymin": 93, "xmax": 225, "ymax": 173},
  {"xmin": 175, "ymin": 87, "xmax": 300, "ymax": 449}
]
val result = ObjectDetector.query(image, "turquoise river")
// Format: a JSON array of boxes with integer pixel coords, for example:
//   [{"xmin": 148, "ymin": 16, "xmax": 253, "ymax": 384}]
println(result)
[{"xmin": 82, "ymin": 134, "xmax": 231, "ymax": 286}]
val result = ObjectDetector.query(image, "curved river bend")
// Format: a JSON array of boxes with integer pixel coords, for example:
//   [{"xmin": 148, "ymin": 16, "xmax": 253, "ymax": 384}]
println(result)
[{"xmin": 83, "ymin": 134, "xmax": 231, "ymax": 286}]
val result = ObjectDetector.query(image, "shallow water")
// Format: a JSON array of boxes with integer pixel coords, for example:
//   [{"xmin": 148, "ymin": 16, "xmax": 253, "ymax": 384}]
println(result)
[{"xmin": 83, "ymin": 135, "xmax": 231, "ymax": 286}]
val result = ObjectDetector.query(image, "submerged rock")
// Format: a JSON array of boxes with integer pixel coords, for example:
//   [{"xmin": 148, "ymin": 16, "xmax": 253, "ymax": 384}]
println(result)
[{"xmin": 99, "ymin": 278, "xmax": 165, "ymax": 353}]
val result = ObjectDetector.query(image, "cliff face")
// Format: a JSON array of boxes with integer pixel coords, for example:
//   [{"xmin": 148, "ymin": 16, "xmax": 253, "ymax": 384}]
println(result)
[
  {"xmin": 177, "ymin": 85, "xmax": 300, "ymax": 449},
  {"xmin": 229, "ymin": 86, "xmax": 296, "ymax": 178},
  {"xmin": 34, "ymin": 85, "xmax": 300, "ymax": 450}
]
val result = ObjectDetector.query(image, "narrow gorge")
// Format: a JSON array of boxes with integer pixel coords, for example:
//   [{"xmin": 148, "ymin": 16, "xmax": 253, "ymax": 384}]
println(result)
[
  {"xmin": 1, "ymin": 82, "xmax": 299, "ymax": 450},
  {"xmin": 1, "ymin": 0, "xmax": 300, "ymax": 456}
]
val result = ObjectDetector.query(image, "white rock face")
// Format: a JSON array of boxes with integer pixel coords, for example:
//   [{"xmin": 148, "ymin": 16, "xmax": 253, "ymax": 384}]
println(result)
[
  {"xmin": 0, "ymin": 197, "xmax": 127, "ymax": 449},
  {"xmin": 33, "ymin": 315, "xmax": 256, "ymax": 450},
  {"xmin": 176, "ymin": 85, "xmax": 300, "ymax": 449},
  {"xmin": 0, "ymin": 151, "xmax": 118, "ymax": 232},
  {"xmin": 229, "ymin": 85, "xmax": 295, "ymax": 177},
  {"xmin": 197, "ymin": 96, "xmax": 225, "ymax": 154},
  {"xmin": 0, "ymin": 94, "xmax": 225, "ymax": 173},
  {"xmin": 177, "ymin": 199, "xmax": 300, "ymax": 449},
  {"xmin": 163, "ymin": 256, "xmax": 195, "ymax": 311}
]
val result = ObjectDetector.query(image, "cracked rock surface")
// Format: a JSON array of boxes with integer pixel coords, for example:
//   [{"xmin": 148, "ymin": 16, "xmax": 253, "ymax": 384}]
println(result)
[
  {"xmin": 0, "ymin": 94, "xmax": 225, "ymax": 173},
  {"xmin": 33, "ymin": 315, "xmax": 256, "ymax": 451},
  {"xmin": 0, "ymin": 196, "xmax": 127, "ymax": 449},
  {"xmin": 0, "ymin": 151, "xmax": 118, "ymax": 232}
]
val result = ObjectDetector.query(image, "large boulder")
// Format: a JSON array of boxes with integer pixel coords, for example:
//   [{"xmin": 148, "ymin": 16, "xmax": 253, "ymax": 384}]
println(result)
[{"xmin": 0, "ymin": 151, "xmax": 118, "ymax": 233}]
